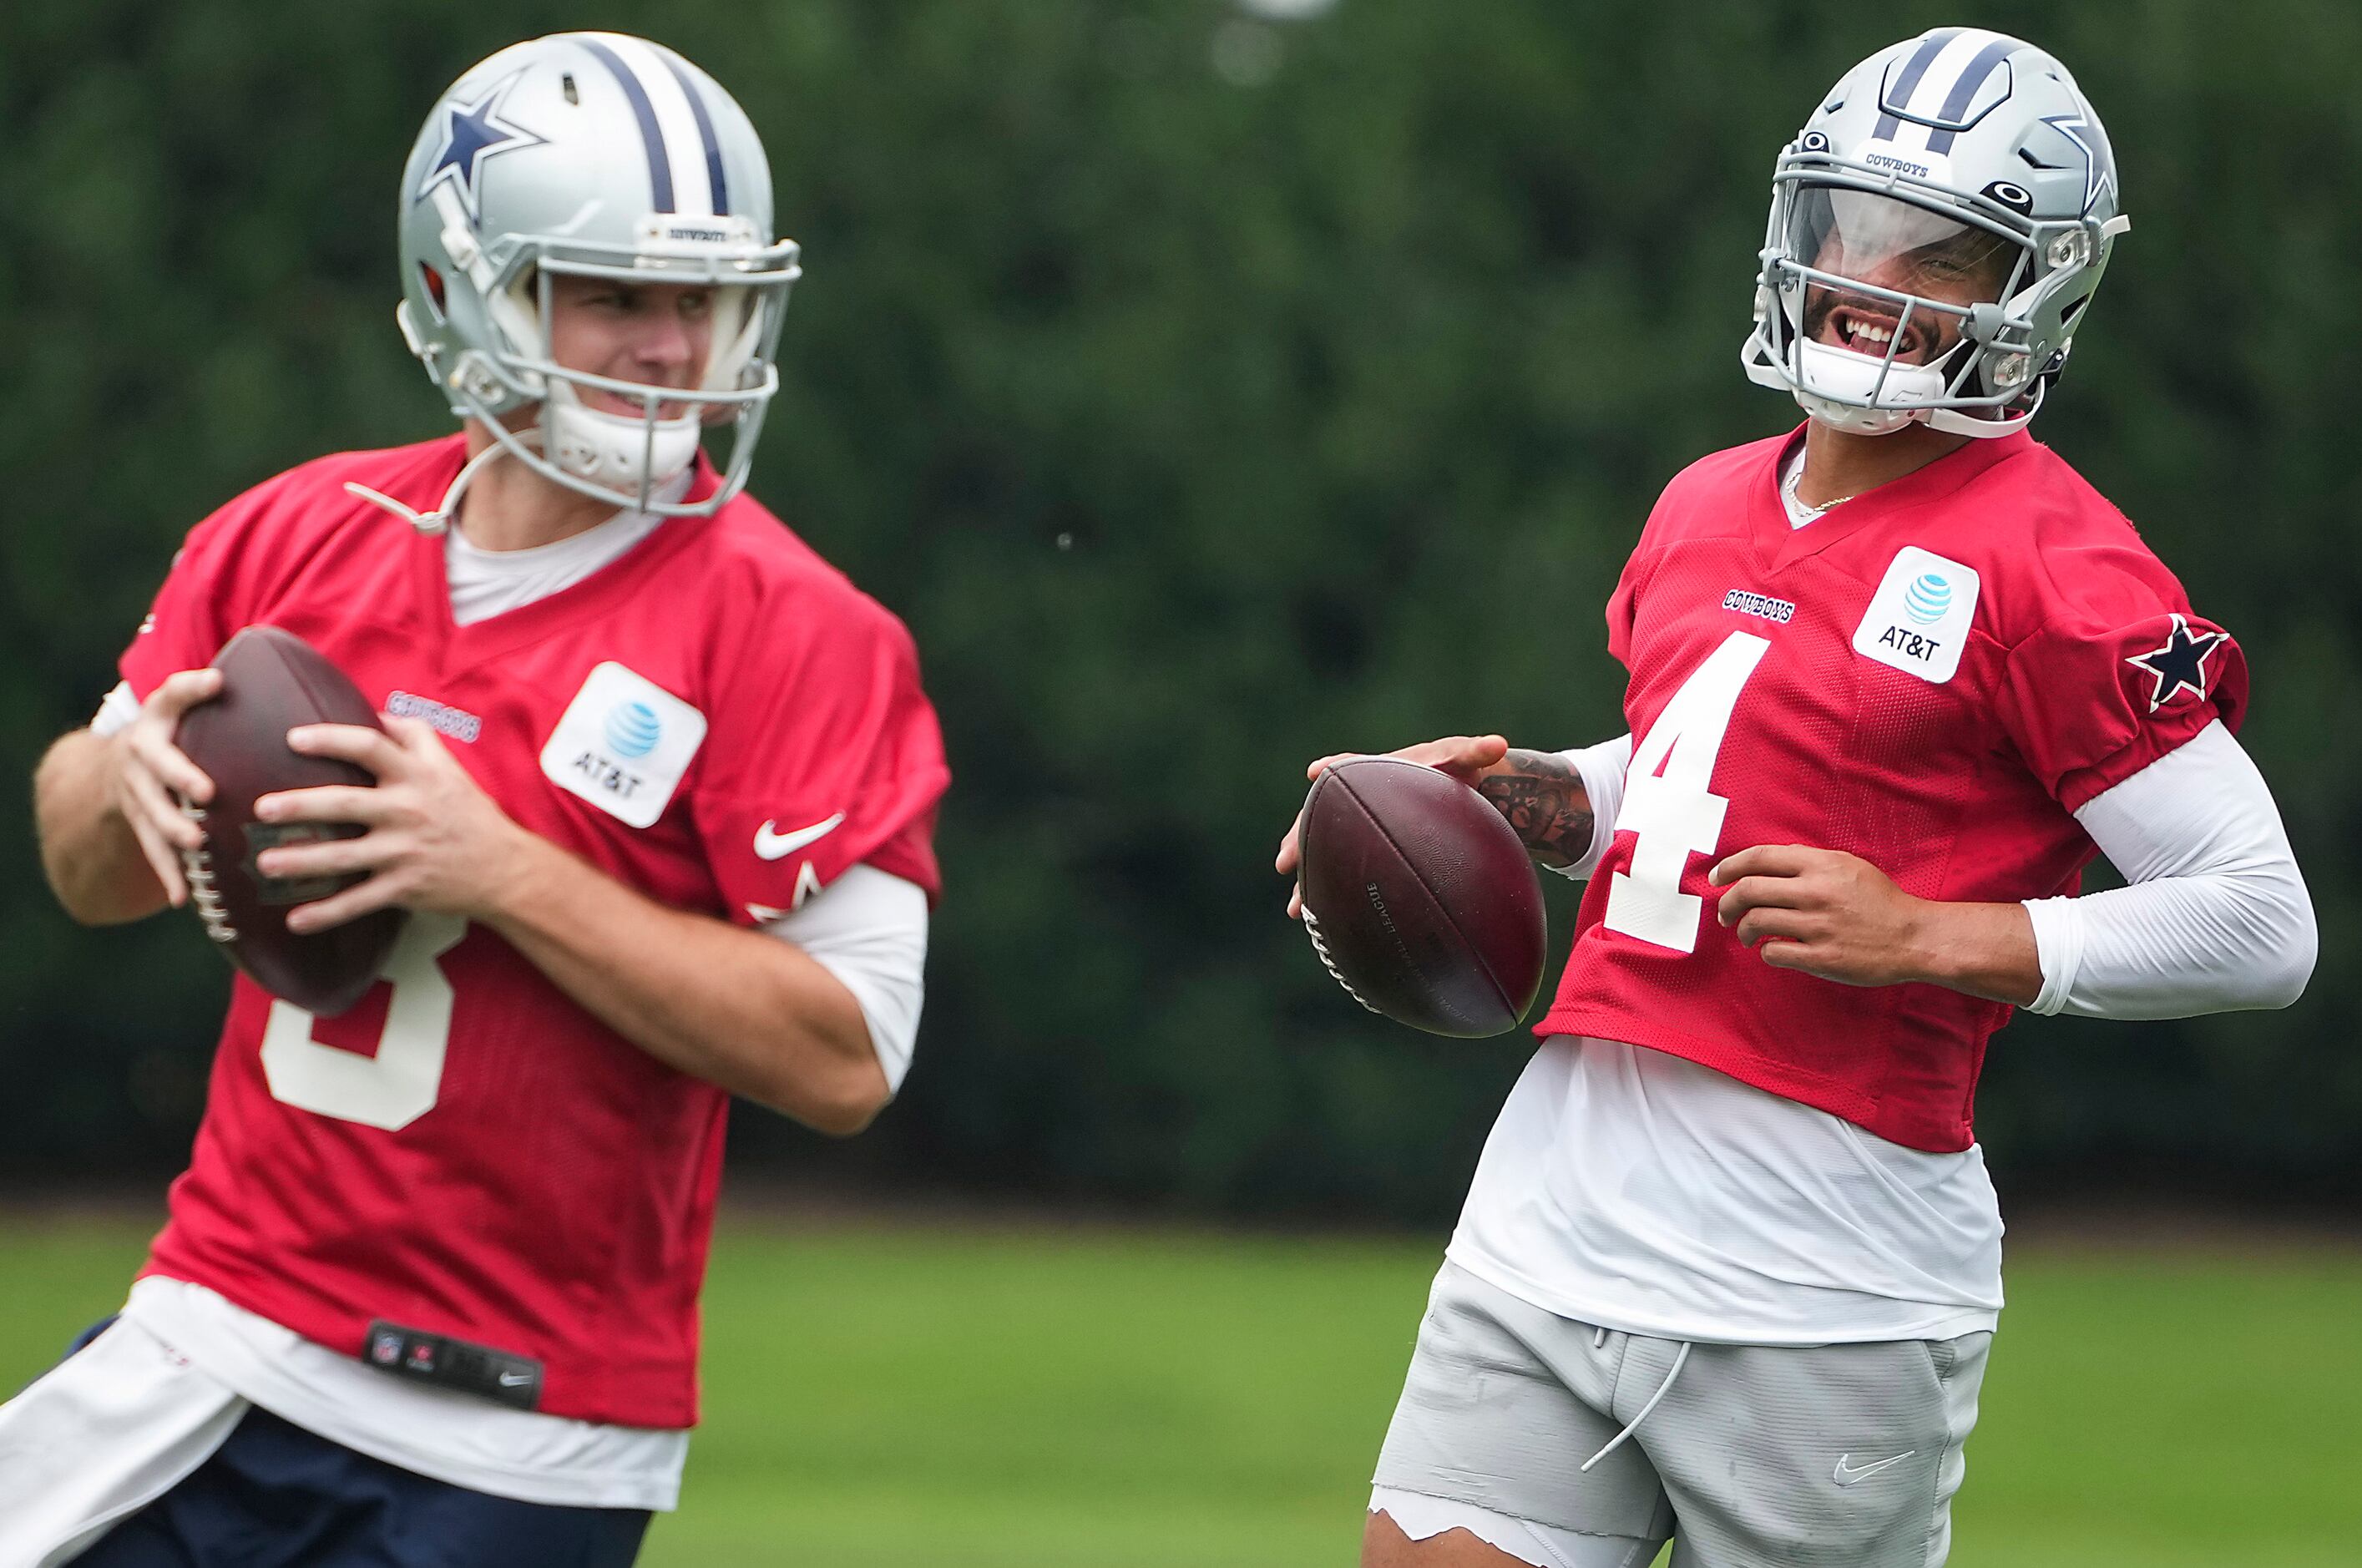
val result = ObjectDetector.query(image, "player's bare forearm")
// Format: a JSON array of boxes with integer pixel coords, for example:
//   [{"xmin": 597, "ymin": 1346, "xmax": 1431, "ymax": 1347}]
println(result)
[
  {"xmin": 1904, "ymin": 898, "xmax": 2044, "ymax": 1006},
  {"xmin": 483, "ymin": 834, "xmax": 888, "ymax": 1134},
  {"xmin": 254, "ymin": 717, "xmax": 887, "ymax": 1133},
  {"xmin": 1710, "ymin": 843, "xmax": 2041, "ymax": 1006},
  {"xmin": 33, "ymin": 729, "xmax": 170, "ymax": 926},
  {"xmin": 1475, "ymin": 748, "xmax": 1594, "ymax": 868}
]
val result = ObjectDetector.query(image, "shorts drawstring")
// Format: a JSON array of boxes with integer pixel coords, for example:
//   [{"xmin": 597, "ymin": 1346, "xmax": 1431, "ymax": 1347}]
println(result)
[{"xmin": 1581, "ymin": 1339, "xmax": 1692, "ymax": 1474}]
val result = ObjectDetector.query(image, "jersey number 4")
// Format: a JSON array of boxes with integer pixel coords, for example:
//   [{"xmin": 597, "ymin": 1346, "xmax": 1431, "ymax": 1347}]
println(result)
[
  {"xmin": 259, "ymin": 913, "xmax": 467, "ymax": 1130},
  {"xmin": 1603, "ymin": 630, "xmax": 1770, "ymax": 953}
]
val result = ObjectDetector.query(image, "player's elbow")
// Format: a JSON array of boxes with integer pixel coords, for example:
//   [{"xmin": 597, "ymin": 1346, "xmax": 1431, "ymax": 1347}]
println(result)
[
  {"xmin": 771, "ymin": 1043, "xmax": 892, "ymax": 1137},
  {"xmin": 2249, "ymin": 897, "xmax": 2317, "ymax": 1012},
  {"xmin": 2209, "ymin": 875, "xmax": 2317, "ymax": 1014}
]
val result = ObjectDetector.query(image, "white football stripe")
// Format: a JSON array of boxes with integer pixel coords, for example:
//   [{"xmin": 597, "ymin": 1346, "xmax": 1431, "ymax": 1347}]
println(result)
[
  {"xmin": 1901, "ymin": 27, "xmax": 2011, "ymax": 138},
  {"xmin": 594, "ymin": 33, "xmax": 715, "ymax": 217}
]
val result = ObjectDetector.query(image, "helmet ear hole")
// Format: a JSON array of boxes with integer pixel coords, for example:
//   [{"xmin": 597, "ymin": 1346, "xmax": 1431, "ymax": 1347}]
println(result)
[{"xmin": 417, "ymin": 263, "xmax": 448, "ymax": 321}]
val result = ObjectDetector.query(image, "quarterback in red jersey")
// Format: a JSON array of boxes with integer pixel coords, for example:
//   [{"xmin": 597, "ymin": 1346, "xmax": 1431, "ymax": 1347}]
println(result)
[
  {"xmin": 7, "ymin": 33, "xmax": 943, "ymax": 1568},
  {"xmin": 1279, "ymin": 29, "xmax": 2314, "ymax": 1568}
]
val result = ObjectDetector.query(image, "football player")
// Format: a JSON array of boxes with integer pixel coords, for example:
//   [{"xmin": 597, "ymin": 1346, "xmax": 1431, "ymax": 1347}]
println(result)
[
  {"xmin": 5, "ymin": 33, "xmax": 945, "ymax": 1567},
  {"xmin": 1277, "ymin": 29, "xmax": 2316, "ymax": 1568}
]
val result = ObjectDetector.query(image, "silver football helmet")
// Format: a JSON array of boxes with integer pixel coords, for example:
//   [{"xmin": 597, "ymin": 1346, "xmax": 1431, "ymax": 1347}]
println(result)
[
  {"xmin": 392, "ymin": 33, "xmax": 800, "ymax": 517},
  {"xmin": 1742, "ymin": 28, "xmax": 2129, "ymax": 438}
]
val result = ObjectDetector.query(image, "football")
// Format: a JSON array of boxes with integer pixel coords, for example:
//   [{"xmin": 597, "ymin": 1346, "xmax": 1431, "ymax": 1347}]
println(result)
[
  {"xmin": 1294, "ymin": 757, "xmax": 1548, "ymax": 1038},
  {"xmin": 173, "ymin": 626, "xmax": 407, "ymax": 1016}
]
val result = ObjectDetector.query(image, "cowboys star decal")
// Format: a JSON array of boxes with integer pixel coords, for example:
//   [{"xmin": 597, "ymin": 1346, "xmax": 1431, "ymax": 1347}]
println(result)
[
  {"xmin": 416, "ymin": 72, "xmax": 545, "ymax": 223},
  {"xmin": 2125, "ymin": 614, "xmax": 2229, "ymax": 712}
]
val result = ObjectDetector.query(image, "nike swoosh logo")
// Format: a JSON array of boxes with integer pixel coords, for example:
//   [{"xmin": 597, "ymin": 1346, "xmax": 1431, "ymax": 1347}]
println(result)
[
  {"xmin": 754, "ymin": 812, "xmax": 845, "ymax": 861},
  {"xmin": 497, "ymin": 1371, "xmax": 534, "ymax": 1388},
  {"xmin": 1833, "ymin": 1451, "xmax": 1917, "ymax": 1486}
]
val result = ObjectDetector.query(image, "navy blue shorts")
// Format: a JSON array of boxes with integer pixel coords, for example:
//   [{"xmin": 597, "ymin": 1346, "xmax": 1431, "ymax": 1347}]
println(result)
[{"xmin": 65, "ymin": 1323, "xmax": 651, "ymax": 1568}]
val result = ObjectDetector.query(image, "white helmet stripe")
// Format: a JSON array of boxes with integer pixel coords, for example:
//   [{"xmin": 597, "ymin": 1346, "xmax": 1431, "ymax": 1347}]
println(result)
[
  {"xmin": 1924, "ymin": 37, "xmax": 2020, "ymax": 154},
  {"xmin": 570, "ymin": 35, "xmax": 675, "ymax": 212},
  {"xmin": 655, "ymin": 52, "xmax": 731, "ymax": 217},
  {"xmin": 1870, "ymin": 28, "xmax": 1960, "ymax": 141},
  {"xmin": 595, "ymin": 34, "xmax": 717, "ymax": 219},
  {"xmin": 1897, "ymin": 28, "xmax": 2014, "ymax": 148}
]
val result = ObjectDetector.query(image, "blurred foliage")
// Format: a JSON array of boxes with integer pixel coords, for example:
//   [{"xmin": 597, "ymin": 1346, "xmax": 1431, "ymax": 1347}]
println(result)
[{"xmin": 3, "ymin": 0, "xmax": 2355, "ymax": 1218}]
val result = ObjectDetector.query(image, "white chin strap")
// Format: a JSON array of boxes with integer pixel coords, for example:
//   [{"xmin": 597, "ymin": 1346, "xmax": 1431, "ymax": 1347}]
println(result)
[
  {"xmin": 544, "ymin": 382, "xmax": 701, "ymax": 496},
  {"xmin": 1791, "ymin": 340, "xmax": 1944, "ymax": 436}
]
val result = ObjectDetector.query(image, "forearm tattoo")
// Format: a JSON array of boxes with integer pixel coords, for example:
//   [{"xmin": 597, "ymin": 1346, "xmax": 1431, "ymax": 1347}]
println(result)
[{"xmin": 1478, "ymin": 749, "xmax": 1594, "ymax": 868}]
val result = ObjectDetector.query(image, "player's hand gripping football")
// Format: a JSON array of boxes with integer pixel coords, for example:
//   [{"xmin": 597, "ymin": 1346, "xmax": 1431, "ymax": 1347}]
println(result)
[
  {"xmin": 109, "ymin": 668, "xmax": 226, "ymax": 907},
  {"xmin": 250, "ymin": 717, "xmax": 533, "ymax": 934},
  {"xmin": 1709, "ymin": 843, "xmax": 2040, "ymax": 1004},
  {"xmin": 1274, "ymin": 735, "xmax": 1510, "ymax": 918}
]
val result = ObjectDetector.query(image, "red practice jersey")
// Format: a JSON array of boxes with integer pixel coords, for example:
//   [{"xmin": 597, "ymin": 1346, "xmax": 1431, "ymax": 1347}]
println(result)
[
  {"xmin": 1538, "ymin": 427, "xmax": 2243, "ymax": 1152},
  {"xmin": 119, "ymin": 436, "xmax": 949, "ymax": 1427}
]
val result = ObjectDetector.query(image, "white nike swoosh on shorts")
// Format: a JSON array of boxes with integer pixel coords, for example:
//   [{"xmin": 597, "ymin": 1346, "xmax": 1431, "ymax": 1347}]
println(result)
[{"xmin": 1833, "ymin": 1450, "xmax": 1917, "ymax": 1486}]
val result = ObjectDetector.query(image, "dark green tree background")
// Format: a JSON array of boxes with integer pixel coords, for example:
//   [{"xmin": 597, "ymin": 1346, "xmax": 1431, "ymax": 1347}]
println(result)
[{"xmin": 4, "ymin": 1, "xmax": 2354, "ymax": 1218}]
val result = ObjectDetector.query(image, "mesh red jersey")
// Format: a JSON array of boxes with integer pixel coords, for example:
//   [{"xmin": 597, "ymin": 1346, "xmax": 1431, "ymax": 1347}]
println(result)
[
  {"xmin": 1538, "ymin": 427, "xmax": 2243, "ymax": 1152},
  {"xmin": 119, "ymin": 435, "xmax": 949, "ymax": 1427}
]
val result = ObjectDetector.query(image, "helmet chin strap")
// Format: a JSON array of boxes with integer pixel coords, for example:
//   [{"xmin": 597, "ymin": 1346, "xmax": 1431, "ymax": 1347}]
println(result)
[
  {"xmin": 542, "ymin": 381, "xmax": 701, "ymax": 506},
  {"xmin": 343, "ymin": 434, "xmax": 518, "ymax": 537},
  {"xmin": 1788, "ymin": 335, "xmax": 2034, "ymax": 440},
  {"xmin": 344, "ymin": 387, "xmax": 706, "ymax": 538}
]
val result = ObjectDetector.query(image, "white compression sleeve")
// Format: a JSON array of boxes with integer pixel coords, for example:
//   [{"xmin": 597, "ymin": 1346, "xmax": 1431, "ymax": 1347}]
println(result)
[
  {"xmin": 2022, "ymin": 720, "xmax": 2315, "ymax": 1019},
  {"xmin": 92, "ymin": 680, "xmax": 140, "ymax": 738},
  {"xmin": 761, "ymin": 864, "xmax": 930, "ymax": 1091},
  {"xmin": 1544, "ymin": 733, "xmax": 1633, "ymax": 883}
]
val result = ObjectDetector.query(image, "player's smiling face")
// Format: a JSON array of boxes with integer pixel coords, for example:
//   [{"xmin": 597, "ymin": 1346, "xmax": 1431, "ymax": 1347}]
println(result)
[
  {"xmin": 544, "ymin": 274, "xmax": 717, "ymax": 420},
  {"xmin": 1795, "ymin": 189, "xmax": 2013, "ymax": 367}
]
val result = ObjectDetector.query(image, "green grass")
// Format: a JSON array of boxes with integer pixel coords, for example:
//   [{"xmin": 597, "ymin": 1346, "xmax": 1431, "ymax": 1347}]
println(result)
[{"xmin": 5, "ymin": 1213, "xmax": 2358, "ymax": 1565}]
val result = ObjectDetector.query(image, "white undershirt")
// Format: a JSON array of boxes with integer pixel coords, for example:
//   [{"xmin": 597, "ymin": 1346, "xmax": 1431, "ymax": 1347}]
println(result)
[
  {"xmin": 83, "ymin": 502, "xmax": 935, "ymax": 1506},
  {"xmin": 443, "ymin": 493, "xmax": 671, "ymax": 626},
  {"xmin": 1449, "ymin": 721, "xmax": 2313, "ymax": 1344},
  {"xmin": 1779, "ymin": 444, "xmax": 1828, "ymax": 528}
]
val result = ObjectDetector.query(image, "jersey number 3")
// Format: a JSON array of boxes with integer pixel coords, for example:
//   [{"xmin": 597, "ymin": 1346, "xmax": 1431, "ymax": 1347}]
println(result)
[
  {"xmin": 259, "ymin": 913, "xmax": 468, "ymax": 1130},
  {"xmin": 1603, "ymin": 630, "xmax": 1770, "ymax": 953}
]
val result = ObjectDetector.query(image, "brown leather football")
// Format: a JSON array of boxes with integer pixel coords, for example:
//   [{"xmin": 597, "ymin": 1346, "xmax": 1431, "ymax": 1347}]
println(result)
[
  {"xmin": 172, "ymin": 626, "xmax": 406, "ymax": 1016},
  {"xmin": 1295, "ymin": 757, "xmax": 1548, "ymax": 1038}
]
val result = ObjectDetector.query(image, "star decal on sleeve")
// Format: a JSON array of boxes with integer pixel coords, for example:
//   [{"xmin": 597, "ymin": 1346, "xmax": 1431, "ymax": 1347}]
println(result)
[
  {"xmin": 415, "ymin": 72, "xmax": 547, "ymax": 224},
  {"xmin": 2125, "ymin": 614, "xmax": 2230, "ymax": 712}
]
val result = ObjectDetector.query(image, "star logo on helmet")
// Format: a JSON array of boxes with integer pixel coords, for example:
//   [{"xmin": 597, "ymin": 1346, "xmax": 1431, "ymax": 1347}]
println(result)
[
  {"xmin": 2041, "ymin": 113, "xmax": 2112, "ymax": 219},
  {"xmin": 416, "ymin": 72, "xmax": 547, "ymax": 225}
]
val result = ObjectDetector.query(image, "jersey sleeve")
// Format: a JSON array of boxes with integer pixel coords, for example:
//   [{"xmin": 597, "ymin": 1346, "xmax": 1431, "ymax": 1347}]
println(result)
[
  {"xmin": 1996, "ymin": 567, "xmax": 2248, "ymax": 813},
  {"xmin": 1604, "ymin": 497, "xmax": 1679, "ymax": 671},
  {"xmin": 118, "ymin": 486, "xmax": 281, "ymax": 700},
  {"xmin": 690, "ymin": 595, "xmax": 949, "ymax": 923}
]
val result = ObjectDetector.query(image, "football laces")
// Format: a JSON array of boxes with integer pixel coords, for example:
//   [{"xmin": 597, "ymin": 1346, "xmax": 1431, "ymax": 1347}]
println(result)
[
  {"xmin": 174, "ymin": 798, "xmax": 239, "ymax": 946},
  {"xmin": 1300, "ymin": 905, "xmax": 1383, "ymax": 1016}
]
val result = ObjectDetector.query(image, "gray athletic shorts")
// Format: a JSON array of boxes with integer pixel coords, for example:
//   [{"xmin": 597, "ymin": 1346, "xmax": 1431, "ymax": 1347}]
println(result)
[{"xmin": 1371, "ymin": 1262, "xmax": 1990, "ymax": 1568}]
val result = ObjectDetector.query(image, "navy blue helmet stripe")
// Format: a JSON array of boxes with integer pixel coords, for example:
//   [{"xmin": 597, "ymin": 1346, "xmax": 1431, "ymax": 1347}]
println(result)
[
  {"xmin": 577, "ymin": 37, "xmax": 675, "ymax": 213},
  {"xmin": 655, "ymin": 52, "xmax": 730, "ymax": 217},
  {"xmin": 1873, "ymin": 28, "xmax": 1961, "ymax": 140},
  {"xmin": 1924, "ymin": 38, "xmax": 2019, "ymax": 154}
]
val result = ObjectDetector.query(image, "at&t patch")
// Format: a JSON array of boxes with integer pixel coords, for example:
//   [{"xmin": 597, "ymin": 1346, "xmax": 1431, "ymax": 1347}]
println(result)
[
  {"xmin": 1853, "ymin": 546, "xmax": 1980, "ymax": 685},
  {"xmin": 539, "ymin": 662, "xmax": 706, "ymax": 827}
]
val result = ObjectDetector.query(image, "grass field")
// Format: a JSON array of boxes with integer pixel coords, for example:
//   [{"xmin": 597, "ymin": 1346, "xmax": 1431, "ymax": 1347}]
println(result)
[{"xmin": 5, "ymin": 1211, "xmax": 2359, "ymax": 1565}]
